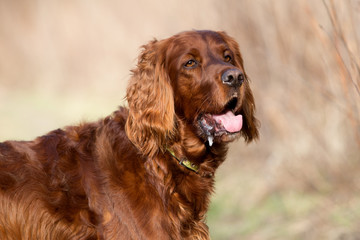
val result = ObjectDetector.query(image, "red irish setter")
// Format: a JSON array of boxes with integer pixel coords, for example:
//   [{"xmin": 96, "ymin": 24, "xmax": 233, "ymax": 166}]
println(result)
[{"xmin": 0, "ymin": 30, "xmax": 259, "ymax": 239}]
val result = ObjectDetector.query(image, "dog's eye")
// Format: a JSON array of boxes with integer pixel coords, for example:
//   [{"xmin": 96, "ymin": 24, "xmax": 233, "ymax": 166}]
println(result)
[
  {"xmin": 224, "ymin": 55, "xmax": 232, "ymax": 62},
  {"xmin": 184, "ymin": 59, "xmax": 197, "ymax": 68}
]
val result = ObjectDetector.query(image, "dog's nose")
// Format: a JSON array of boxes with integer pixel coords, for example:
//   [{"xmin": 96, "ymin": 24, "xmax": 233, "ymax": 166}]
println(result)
[{"xmin": 221, "ymin": 69, "xmax": 245, "ymax": 87}]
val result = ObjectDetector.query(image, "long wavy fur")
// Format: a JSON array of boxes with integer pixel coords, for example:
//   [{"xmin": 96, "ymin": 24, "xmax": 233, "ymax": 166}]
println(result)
[
  {"xmin": 125, "ymin": 39, "xmax": 178, "ymax": 157},
  {"xmin": 0, "ymin": 30, "xmax": 259, "ymax": 240}
]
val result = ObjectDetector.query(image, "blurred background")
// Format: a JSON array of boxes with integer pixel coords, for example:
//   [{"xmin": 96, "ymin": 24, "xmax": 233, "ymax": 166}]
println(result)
[{"xmin": 0, "ymin": 0, "xmax": 359, "ymax": 239}]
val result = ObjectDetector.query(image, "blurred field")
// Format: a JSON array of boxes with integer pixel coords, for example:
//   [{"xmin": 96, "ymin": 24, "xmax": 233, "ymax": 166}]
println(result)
[{"xmin": 0, "ymin": 0, "xmax": 359, "ymax": 239}]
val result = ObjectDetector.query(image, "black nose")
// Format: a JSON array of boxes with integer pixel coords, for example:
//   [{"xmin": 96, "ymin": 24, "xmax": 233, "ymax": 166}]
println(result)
[{"xmin": 221, "ymin": 69, "xmax": 245, "ymax": 87}]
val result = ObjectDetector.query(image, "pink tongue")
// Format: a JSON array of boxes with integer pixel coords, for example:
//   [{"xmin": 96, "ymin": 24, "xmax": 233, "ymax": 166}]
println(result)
[{"xmin": 213, "ymin": 111, "xmax": 243, "ymax": 133}]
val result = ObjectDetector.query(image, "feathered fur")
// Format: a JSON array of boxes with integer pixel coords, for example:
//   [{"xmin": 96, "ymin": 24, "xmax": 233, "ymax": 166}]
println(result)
[{"xmin": 0, "ymin": 30, "xmax": 259, "ymax": 240}]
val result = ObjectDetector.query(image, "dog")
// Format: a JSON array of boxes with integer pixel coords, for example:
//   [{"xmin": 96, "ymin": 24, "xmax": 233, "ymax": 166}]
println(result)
[{"xmin": 0, "ymin": 30, "xmax": 259, "ymax": 239}]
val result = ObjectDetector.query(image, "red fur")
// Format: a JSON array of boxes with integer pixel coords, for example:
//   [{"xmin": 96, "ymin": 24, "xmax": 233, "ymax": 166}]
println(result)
[{"xmin": 0, "ymin": 30, "xmax": 259, "ymax": 239}]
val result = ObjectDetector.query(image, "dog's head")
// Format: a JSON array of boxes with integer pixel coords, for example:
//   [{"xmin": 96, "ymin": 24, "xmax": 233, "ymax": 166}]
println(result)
[{"xmin": 126, "ymin": 30, "xmax": 259, "ymax": 156}]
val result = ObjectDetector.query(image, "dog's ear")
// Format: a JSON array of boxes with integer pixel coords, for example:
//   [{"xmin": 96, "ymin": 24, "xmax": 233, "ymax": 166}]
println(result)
[
  {"xmin": 218, "ymin": 31, "xmax": 260, "ymax": 142},
  {"xmin": 126, "ymin": 39, "xmax": 177, "ymax": 157},
  {"xmin": 239, "ymin": 82, "xmax": 260, "ymax": 142}
]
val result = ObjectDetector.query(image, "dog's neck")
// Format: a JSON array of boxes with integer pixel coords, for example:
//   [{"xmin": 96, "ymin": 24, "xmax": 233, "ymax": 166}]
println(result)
[
  {"xmin": 169, "ymin": 121, "xmax": 228, "ymax": 177},
  {"xmin": 166, "ymin": 147, "xmax": 199, "ymax": 172}
]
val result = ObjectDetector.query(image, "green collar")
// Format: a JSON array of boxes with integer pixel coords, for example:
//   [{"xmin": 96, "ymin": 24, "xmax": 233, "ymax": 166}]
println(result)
[{"xmin": 166, "ymin": 148, "xmax": 199, "ymax": 173}]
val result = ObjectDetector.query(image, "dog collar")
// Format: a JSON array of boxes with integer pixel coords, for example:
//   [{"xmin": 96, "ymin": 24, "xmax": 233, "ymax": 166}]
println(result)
[{"xmin": 166, "ymin": 148, "xmax": 199, "ymax": 173}]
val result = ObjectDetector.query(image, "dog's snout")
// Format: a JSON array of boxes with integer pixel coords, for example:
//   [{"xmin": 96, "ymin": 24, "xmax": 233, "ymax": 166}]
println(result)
[{"xmin": 221, "ymin": 69, "xmax": 244, "ymax": 87}]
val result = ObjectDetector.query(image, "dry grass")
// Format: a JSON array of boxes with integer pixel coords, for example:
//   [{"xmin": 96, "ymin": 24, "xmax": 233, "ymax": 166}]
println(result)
[{"xmin": 0, "ymin": 0, "xmax": 359, "ymax": 239}]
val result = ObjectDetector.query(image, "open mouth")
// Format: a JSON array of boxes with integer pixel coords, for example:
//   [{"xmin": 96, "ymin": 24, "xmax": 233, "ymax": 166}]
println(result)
[{"xmin": 198, "ymin": 97, "xmax": 243, "ymax": 146}]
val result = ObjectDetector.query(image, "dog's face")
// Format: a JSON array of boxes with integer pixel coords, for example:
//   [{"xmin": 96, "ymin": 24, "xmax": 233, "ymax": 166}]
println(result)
[
  {"xmin": 165, "ymin": 31, "xmax": 258, "ymax": 146},
  {"xmin": 126, "ymin": 30, "xmax": 258, "ymax": 156}
]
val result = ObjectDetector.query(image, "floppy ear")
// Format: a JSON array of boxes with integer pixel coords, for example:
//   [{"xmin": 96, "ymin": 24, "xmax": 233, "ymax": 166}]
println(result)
[
  {"xmin": 240, "ymin": 82, "xmax": 259, "ymax": 142},
  {"xmin": 218, "ymin": 31, "xmax": 260, "ymax": 142},
  {"xmin": 125, "ymin": 39, "xmax": 177, "ymax": 157}
]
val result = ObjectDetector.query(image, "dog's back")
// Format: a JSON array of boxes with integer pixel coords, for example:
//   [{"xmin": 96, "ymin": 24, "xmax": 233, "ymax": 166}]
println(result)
[{"xmin": 0, "ymin": 128, "xmax": 99, "ymax": 239}]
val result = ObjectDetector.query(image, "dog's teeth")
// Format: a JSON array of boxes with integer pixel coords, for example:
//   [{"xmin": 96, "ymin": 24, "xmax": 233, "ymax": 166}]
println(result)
[{"xmin": 208, "ymin": 136, "xmax": 214, "ymax": 147}]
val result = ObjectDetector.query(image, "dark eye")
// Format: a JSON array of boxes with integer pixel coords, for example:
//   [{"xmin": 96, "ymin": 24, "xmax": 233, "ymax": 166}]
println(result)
[
  {"xmin": 184, "ymin": 59, "xmax": 197, "ymax": 68},
  {"xmin": 224, "ymin": 55, "xmax": 232, "ymax": 62}
]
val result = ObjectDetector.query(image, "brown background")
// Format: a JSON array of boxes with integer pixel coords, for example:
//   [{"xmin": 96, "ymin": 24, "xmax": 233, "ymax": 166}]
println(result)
[{"xmin": 1, "ymin": 0, "xmax": 359, "ymax": 239}]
